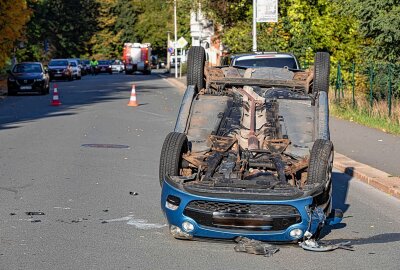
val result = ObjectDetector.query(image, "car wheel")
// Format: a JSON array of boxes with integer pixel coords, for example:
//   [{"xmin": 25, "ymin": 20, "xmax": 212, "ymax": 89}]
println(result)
[
  {"xmin": 68, "ymin": 75, "xmax": 73, "ymax": 81},
  {"xmin": 313, "ymin": 52, "xmax": 330, "ymax": 94},
  {"xmin": 159, "ymin": 132, "xmax": 188, "ymax": 186},
  {"xmin": 307, "ymin": 139, "xmax": 333, "ymax": 186},
  {"xmin": 308, "ymin": 139, "xmax": 334, "ymax": 211},
  {"xmin": 77, "ymin": 75, "xmax": 82, "ymax": 80},
  {"xmin": 187, "ymin": 46, "xmax": 206, "ymax": 92}
]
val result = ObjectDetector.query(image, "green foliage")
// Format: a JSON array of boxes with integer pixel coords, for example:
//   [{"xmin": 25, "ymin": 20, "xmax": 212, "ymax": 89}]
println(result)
[
  {"xmin": 18, "ymin": 0, "xmax": 99, "ymax": 61},
  {"xmin": 131, "ymin": 0, "xmax": 192, "ymax": 55},
  {"xmin": 0, "ymin": 0, "xmax": 31, "ymax": 68},
  {"xmin": 341, "ymin": 0, "xmax": 400, "ymax": 62},
  {"xmin": 89, "ymin": 0, "xmax": 120, "ymax": 59}
]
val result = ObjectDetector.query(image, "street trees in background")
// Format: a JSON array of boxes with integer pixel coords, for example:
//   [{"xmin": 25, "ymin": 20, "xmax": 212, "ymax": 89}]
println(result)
[
  {"xmin": 0, "ymin": 0, "xmax": 31, "ymax": 68},
  {"xmin": 342, "ymin": 0, "xmax": 400, "ymax": 62}
]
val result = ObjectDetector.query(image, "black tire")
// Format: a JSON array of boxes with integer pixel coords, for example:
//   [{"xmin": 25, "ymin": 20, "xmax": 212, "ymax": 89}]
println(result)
[
  {"xmin": 313, "ymin": 52, "xmax": 330, "ymax": 94},
  {"xmin": 68, "ymin": 75, "xmax": 73, "ymax": 81},
  {"xmin": 159, "ymin": 132, "xmax": 188, "ymax": 186},
  {"xmin": 307, "ymin": 139, "xmax": 333, "ymax": 185},
  {"xmin": 77, "ymin": 75, "xmax": 82, "ymax": 80},
  {"xmin": 187, "ymin": 46, "xmax": 206, "ymax": 91}
]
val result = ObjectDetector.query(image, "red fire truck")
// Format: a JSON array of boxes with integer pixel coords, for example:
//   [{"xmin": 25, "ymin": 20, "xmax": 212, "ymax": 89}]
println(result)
[{"xmin": 123, "ymin": 43, "xmax": 152, "ymax": 75}]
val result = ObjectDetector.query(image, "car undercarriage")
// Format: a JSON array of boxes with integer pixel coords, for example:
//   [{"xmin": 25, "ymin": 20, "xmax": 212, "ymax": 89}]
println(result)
[{"xmin": 159, "ymin": 48, "xmax": 342, "ymax": 242}]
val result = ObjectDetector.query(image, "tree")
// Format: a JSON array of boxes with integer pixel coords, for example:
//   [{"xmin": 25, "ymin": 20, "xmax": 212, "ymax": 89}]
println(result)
[
  {"xmin": 342, "ymin": 0, "xmax": 400, "ymax": 62},
  {"xmin": 89, "ymin": 0, "xmax": 120, "ymax": 59},
  {"xmin": 0, "ymin": 0, "xmax": 31, "ymax": 68}
]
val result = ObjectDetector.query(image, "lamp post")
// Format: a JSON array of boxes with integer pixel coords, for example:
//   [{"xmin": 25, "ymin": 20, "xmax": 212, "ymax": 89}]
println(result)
[{"xmin": 174, "ymin": 0, "xmax": 178, "ymax": 78}]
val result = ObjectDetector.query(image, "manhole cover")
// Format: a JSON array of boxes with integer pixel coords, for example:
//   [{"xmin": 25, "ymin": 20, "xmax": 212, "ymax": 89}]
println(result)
[{"xmin": 81, "ymin": 144, "xmax": 130, "ymax": 149}]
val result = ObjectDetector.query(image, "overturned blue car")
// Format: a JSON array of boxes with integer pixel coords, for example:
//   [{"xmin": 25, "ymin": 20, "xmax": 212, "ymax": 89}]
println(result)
[{"xmin": 159, "ymin": 47, "xmax": 342, "ymax": 242}]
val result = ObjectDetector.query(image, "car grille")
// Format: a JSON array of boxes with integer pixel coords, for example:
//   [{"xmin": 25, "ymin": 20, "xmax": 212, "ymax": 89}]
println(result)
[
  {"xmin": 17, "ymin": 79, "xmax": 34, "ymax": 85},
  {"xmin": 184, "ymin": 200, "xmax": 301, "ymax": 231},
  {"xmin": 50, "ymin": 69, "xmax": 64, "ymax": 73}
]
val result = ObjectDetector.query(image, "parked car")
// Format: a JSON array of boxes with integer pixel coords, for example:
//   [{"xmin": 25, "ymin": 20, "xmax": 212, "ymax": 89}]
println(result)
[
  {"xmin": 48, "ymin": 59, "xmax": 73, "ymax": 81},
  {"xmin": 111, "ymin": 60, "xmax": 124, "ymax": 73},
  {"xmin": 68, "ymin": 59, "xmax": 82, "ymax": 80},
  {"xmin": 81, "ymin": 59, "xmax": 91, "ymax": 75},
  {"xmin": 159, "ymin": 47, "xmax": 343, "ymax": 243},
  {"xmin": 7, "ymin": 62, "xmax": 50, "ymax": 95},
  {"xmin": 96, "ymin": 60, "xmax": 112, "ymax": 74}
]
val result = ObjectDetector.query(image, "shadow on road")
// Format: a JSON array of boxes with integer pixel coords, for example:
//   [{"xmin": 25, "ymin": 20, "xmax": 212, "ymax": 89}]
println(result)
[
  {"xmin": 324, "ymin": 232, "xmax": 400, "ymax": 246},
  {"xmin": 319, "ymin": 170, "xmax": 352, "ymax": 239},
  {"xmin": 0, "ymin": 74, "xmax": 167, "ymax": 131}
]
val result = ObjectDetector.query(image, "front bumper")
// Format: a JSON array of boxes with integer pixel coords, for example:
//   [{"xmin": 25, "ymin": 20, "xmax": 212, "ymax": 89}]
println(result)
[
  {"xmin": 8, "ymin": 80, "xmax": 46, "ymax": 92},
  {"xmin": 161, "ymin": 179, "xmax": 325, "ymax": 242},
  {"xmin": 49, "ymin": 70, "xmax": 70, "ymax": 80}
]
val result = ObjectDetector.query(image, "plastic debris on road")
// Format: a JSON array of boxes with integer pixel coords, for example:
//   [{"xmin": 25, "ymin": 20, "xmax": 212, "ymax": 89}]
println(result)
[
  {"xmin": 234, "ymin": 237, "xmax": 279, "ymax": 257},
  {"xmin": 299, "ymin": 239, "xmax": 354, "ymax": 252}
]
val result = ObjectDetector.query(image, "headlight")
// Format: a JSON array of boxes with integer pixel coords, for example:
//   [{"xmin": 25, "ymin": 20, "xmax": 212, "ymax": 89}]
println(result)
[
  {"xmin": 35, "ymin": 78, "xmax": 44, "ymax": 82},
  {"xmin": 108, "ymin": 65, "xmax": 112, "ymax": 68}
]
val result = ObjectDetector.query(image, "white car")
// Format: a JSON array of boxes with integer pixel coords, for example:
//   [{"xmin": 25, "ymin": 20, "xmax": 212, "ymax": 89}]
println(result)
[
  {"xmin": 68, "ymin": 59, "xmax": 82, "ymax": 80},
  {"xmin": 111, "ymin": 60, "xmax": 124, "ymax": 73}
]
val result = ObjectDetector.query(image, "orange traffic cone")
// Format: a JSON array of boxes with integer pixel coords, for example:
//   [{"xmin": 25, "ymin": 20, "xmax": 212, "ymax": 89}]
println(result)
[
  {"xmin": 127, "ymin": 85, "xmax": 139, "ymax": 107},
  {"xmin": 51, "ymin": 84, "xmax": 61, "ymax": 106}
]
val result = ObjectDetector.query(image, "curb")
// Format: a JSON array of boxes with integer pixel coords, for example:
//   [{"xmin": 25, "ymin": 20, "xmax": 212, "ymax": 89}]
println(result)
[
  {"xmin": 334, "ymin": 152, "xmax": 400, "ymax": 199},
  {"xmin": 164, "ymin": 76, "xmax": 400, "ymax": 200},
  {"xmin": 162, "ymin": 76, "xmax": 186, "ymax": 93}
]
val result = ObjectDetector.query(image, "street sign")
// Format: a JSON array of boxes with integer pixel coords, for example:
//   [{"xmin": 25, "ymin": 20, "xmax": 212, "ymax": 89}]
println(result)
[
  {"xmin": 256, "ymin": 0, "xmax": 278, "ymax": 23},
  {"xmin": 168, "ymin": 47, "xmax": 174, "ymax": 54},
  {"xmin": 176, "ymin": 37, "xmax": 188, "ymax": 49}
]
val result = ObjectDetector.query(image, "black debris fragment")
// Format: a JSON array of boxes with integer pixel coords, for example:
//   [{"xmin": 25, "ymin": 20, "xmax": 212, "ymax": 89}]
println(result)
[
  {"xmin": 25, "ymin": 211, "xmax": 45, "ymax": 216},
  {"xmin": 234, "ymin": 237, "xmax": 279, "ymax": 257},
  {"xmin": 103, "ymin": 209, "xmax": 109, "ymax": 212},
  {"xmin": 31, "ymin": 220, "xmax": 41, "ymax": 223},
  {"xmin": 101, "ymin": 221, "xmax": 108, "ymax": 224},
  {"xmin": 9, "ymin": 213, "xmax": 16, "ymax": 216},
  {"xmin": 129, "ymin": 192, "xmax": 139, "ymax": 196}
]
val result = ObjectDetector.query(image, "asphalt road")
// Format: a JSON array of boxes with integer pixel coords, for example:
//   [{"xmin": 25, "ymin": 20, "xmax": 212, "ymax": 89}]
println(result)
[
  {"xmin": 1, "ymin": 73, "xmax": 399, "ymax": 270},
  {"xmin": 330, "ymin": 117, "xmax": 400, "ymax": 176}
]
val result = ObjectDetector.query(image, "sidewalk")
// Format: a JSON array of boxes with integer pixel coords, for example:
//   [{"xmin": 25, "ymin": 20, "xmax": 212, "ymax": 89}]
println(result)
[{"xmin": 163, "ymin": 74, "xmax": 400, "ymax": 199}]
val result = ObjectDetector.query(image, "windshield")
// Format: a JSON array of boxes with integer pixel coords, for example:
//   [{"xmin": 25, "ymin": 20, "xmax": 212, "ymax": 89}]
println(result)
[
  {"xmin": 82, "ymin": 60, "xmax": 90, "ymax": 65},
  {"xmin": 234, "ymin": 57, "xmax": 298, "ymax": 69},
  {"xmin": 49, "ymin": 60, "xmax": 69, "ymax": 66},
  {"xmin": 69, "ymin": 61, "xmax": 77, "ymax": 67},
  {"xmin": 12, "ymin": 63, "xmax": 42, "ymax": 73},
  {"xmin": 98, "ymin": 60, "xmax": 110, "ymax": 65}
]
